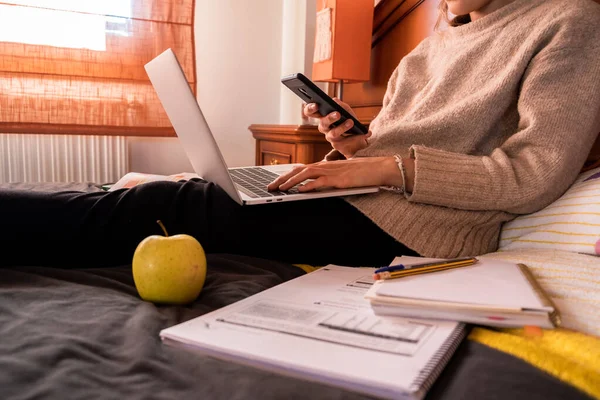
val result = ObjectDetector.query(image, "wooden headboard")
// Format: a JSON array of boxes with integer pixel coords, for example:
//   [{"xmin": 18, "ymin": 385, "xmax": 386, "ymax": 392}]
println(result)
[
  {"xmin": 345, "ymin": 0, "xmax": 600, "ymax": 127},
  {"xmin": 344, "ymin": 0, "xmax": 439, "ymax": 123}
]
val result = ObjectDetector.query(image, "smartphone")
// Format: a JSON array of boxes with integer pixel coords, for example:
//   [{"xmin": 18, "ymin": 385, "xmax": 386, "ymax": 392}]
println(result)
[{"xmin": 281, "ymin": 73, "xmax": 368, "ymax": 135}]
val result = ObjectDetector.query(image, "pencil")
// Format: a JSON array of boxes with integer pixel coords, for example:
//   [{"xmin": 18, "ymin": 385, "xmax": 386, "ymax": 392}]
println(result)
[{"xmin": 373, "ymin": 258, "xmax": 478, "ymax": 280}]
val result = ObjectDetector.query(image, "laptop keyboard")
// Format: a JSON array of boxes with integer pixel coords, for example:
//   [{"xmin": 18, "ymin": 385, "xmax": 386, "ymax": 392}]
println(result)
[{"xmin": 229, "ymin": 167, "xmax": 300, "ymax": 198}]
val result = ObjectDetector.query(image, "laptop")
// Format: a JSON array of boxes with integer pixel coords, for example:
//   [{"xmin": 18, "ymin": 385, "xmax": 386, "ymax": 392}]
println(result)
[{"xmin": 144, "ymin": 48, "xmax": 379, "ymax": 206}]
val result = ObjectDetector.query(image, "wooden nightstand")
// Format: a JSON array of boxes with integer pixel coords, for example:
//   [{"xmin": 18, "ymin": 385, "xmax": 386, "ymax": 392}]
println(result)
[{"xmin": 248, "ymin": 124, "xmax": 332, "ymax": 166}]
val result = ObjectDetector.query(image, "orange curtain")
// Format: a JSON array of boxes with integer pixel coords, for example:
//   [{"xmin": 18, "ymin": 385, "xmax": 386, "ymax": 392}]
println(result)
[{"xmin": 0, "ymin": 0, "xmax": 195, "ymax": 137}]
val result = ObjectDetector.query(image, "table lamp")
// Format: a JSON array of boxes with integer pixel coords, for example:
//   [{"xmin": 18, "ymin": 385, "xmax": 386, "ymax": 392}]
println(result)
[{"xmin": 312, "ymin": 0, "xmax": 374, "ymax": 99}]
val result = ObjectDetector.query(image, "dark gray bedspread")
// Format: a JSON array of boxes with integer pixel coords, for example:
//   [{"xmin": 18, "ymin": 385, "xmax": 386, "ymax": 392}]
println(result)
[{"xmin": 0, "ymin": 183, "xmax": 591, "ymax": 400}]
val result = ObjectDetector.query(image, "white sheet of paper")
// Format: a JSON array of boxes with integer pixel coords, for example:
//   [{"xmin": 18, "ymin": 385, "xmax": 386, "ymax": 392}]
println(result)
[
  {"xmin": 314, "ymin": 7, "xmax": 332, "ymax": 62},
  {"xmin": 160, "ymin": 265, "xmax": 464, "ymax": 400},
  {"xmin": 374, "ymin": 256, "xmax": 545, "ymax": 309}
]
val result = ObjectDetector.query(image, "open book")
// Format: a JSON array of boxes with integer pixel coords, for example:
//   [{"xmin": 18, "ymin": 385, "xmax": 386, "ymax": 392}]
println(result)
[
  {"xmin": 364, "ymin": 256, "xmax": 560, "ymax": 329},
  {"xmin": 160, "ymin": 265, "xmax": 466, "ymax": 400},
  {"xmin": 106, "ymin": 172, "xmax": 199, "ymax": 191}
]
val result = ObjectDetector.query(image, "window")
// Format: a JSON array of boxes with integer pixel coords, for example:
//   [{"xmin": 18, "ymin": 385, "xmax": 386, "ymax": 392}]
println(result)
[{"xmin": 0, "ymin": 0, "xmax": 195, "ymax": 136}]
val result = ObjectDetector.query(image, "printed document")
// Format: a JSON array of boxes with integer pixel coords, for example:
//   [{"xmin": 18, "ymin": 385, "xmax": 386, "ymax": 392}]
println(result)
[{"xmin": 160, "ymin": 265, "xmax": 466, "ymax": 400}]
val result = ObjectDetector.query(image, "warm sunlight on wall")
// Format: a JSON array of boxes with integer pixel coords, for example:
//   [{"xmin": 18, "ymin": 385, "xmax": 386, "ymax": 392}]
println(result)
[{"xmin": 0, "ymin": 0, "xmax": 131, "ymax": 51}]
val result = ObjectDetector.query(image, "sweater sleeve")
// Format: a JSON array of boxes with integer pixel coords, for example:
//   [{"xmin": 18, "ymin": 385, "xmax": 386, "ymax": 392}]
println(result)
[{"xmin": 407, "ymin": 46, "xmax": 600, "ymax": 214}]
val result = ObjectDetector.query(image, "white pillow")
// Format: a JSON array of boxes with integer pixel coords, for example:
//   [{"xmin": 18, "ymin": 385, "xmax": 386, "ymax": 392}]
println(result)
[{"xmin": 499, "ymin": 166, "xmax": 600, "ymax": 255}]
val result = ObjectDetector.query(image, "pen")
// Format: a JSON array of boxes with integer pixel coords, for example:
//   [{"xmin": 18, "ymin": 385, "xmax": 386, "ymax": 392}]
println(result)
[{"xmin": 373, "ymin": 257, "xmax": 478, "ymax": 280}]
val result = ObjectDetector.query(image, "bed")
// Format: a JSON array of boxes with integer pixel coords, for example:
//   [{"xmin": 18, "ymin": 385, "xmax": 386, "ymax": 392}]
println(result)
[
  {"xmin": 2, "ymin": 181, "xmax": 599, "ymax": 399},
  {"xmin": 3, "ymin": 0, "xmax": 600, "ymax": 398}
]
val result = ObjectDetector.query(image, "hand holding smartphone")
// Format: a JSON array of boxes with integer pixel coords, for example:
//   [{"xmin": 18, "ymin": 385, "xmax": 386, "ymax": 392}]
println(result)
[{"xmin": 281, "ymin": 73, "xmax": 368, "ymax": 135}]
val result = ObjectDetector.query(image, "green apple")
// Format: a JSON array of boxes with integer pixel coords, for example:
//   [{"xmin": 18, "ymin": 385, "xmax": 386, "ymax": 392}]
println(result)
[{"xmin": 132, "ymin": 220, "xmax": 207, "ymax": 305}]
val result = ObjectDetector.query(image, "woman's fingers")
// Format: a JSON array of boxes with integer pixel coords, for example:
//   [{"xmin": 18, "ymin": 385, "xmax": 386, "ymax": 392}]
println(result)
[
  {"xmin": 326, "ymin": 119, "xmax": 355, "ymax": 141},
  {"xmin": 268, "ymin": 164, "xmax": 333, "ymax": 192},
  {"xmin": 317, "ymin": 111, "xmax": 342, "ymax": 134},
  {"xmin": 278, "ymin": 164, "xmax": 353, "ymax": 192},
  {"xmin": 327, "ymin": 130, "xmax": 363, "ymax": 146},
  {"xmin": 266, "ymin": 165, "xmax": 305, "ymax": 191},
  {"xmin": 275, "ymin": 165, "xmax": 319, "ymax": 191},
  {"xmin": 296, "ymin": 175, "xmax": 335, "ymax": 192},
  {"xmin": 268, "ymin": 157, "xmax": 390, "ymax": 193},
  {"xmin": 307, "ymin": 99, "xmax": 358, "ymax": 139},
  {"xmin": 303, "ymin": 103, "xmax": 321, "ymax": 118},
  {"xmin": 333, "ymin": 98, "xmax": 358, "ymax": 118}
]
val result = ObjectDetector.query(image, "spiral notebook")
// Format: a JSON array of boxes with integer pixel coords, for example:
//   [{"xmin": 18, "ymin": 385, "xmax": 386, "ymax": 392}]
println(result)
[{"xmin": 160, "ymin": 265, "xmax": 466, "ymax": 400}]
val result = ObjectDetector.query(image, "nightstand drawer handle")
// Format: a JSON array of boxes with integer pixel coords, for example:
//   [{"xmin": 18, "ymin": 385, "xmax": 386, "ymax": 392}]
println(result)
[{"xmin": 270, "ymin": 159, "xmax": 280, "ymax": 165}]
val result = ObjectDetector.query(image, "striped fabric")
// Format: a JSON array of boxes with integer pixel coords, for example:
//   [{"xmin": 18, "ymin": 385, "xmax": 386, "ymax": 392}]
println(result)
[
  {"xmin": 480, "ymin": 249, "xmax": 600, "ymax": 337},
  {"xmin": 499, "ymin": 167, "xmax": 600, "ymax": 255}
]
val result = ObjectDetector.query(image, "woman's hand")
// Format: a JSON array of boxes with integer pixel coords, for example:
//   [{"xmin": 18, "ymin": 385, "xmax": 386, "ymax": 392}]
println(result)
[
  {"xmin": 304, "ymin": 99, "xmax": 372, "ymax": 159},
  {"xmin": 267, "ymin": 156, "xmax": 414, "ymax": 193}
]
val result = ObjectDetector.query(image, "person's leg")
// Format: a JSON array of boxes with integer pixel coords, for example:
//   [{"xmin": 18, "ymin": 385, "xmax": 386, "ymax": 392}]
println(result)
[
  {"xmin": 0, "ymin": 179, "xmax": 242, "ymax": 268},
  {"xmin": 0, "ymin": 179, "xmax": 417, "ymax": 268},
  {"xmin": 235, "ymin": 196, "xmax": 418, "ymax": 267}
]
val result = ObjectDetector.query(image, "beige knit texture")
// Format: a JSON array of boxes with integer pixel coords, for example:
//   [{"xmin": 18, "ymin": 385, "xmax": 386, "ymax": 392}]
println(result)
[{"xmin": 345, "ymin": 0, "xmax": 600, "ymax": 258}]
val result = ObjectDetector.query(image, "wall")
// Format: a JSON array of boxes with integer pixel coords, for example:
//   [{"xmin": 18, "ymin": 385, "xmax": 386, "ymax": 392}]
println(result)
[
  {"xmin": 193, "ymin": 1, "xmax": 283, "ymax": 168},
  {"xmin": 279, "ymin": 0, "xmax": 317, "ymax": 125},
  {"xmin": 129, "ymin": 0, "xmax": 318, "ymax": 174}
]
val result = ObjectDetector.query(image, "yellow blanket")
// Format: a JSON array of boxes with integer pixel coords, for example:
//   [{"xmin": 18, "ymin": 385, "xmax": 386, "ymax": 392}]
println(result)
[{"xmin": 470, "ymin": 327, "xmax": 600, "ymax": 399}]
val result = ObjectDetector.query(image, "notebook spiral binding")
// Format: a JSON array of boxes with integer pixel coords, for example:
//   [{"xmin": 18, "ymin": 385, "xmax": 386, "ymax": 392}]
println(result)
[{"xmin": 409, "ymin": 323, "xmax": 468, "ymax": 396}]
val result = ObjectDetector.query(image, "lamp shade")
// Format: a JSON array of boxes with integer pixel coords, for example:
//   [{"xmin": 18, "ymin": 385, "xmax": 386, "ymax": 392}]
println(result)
[{"xmin": 312, "ymin": 0, "xmax": 374, "ymax": 83}]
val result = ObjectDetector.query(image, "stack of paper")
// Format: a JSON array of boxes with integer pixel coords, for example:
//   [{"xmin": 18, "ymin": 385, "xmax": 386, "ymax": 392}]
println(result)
[{"xmin": 364, "ymin": 256, "xmax": 560, "ymax": 328}]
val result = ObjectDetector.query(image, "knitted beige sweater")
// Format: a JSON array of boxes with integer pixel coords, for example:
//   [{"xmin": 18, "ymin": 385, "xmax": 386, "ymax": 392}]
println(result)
[{"xmin": 343, "ymin": 0, "xmax": 600, "ymax": 258}]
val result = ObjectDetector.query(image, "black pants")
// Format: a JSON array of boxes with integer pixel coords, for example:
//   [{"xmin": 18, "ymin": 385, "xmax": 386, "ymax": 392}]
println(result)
[{"xmin": 0, "ymin": 180, "xmax": 418, "ymax": 268}]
